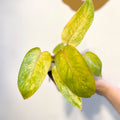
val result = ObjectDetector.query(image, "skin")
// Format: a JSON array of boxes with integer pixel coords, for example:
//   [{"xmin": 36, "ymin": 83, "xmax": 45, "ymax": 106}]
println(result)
[{"xmin": 95, "ymin": 79, "xmax": 120, "ymax": 114}]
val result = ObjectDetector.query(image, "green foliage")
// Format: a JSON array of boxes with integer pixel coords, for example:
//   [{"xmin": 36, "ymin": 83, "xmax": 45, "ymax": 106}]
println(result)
[
  {"xmin": 18, "ymin": 48, "xmax": 51, "ymax": 99},
  {"xmin": 52, "ymin": 65, "xmax": 82, "ymax": 110},
  {"xmin": 53, "ymin": 43, "xmax": 64, "ymax": 55},
  {"xmin": 61, "ymin": 0, "xmax": 94, "ymax": 47},
  {"xmin": 18, "ymin": 0, "xmax": 102, "ymax": 110},
  {"xmin": 83, "ymin": 51, "xmax": 102, "ymax": 77},
  {"xmin": 55, "ymin": 45, "xmax": 95, "ymax": 98}
]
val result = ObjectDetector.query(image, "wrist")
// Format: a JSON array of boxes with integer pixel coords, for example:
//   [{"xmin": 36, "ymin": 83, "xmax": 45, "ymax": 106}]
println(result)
[{"xmin": 95, "ymin": 80, "xmax": 108, "ymax": 96}]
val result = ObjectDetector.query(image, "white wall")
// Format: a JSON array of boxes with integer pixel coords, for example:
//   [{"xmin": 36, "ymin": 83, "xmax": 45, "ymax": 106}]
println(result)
[{"xmin": 0, "ymin": 0, "xmax": 120, "ymax": 120}]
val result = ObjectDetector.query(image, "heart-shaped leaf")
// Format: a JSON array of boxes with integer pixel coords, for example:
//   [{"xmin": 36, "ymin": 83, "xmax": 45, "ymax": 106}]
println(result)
[
  {"xmin": 52, "ymin": 65, "xmax": 82, "ymax": 110},
  {"xmin": 18, "ymin": 47, "xmax": 51, "ymax": 99},
  {"xmin": 61, "ymin": 0, "xmax": 94, "ymax": 47},
  {"xmin": 55, "ymin": 45, "xmax": 95, "ymax": 98},
  {"xmin": 83, "ymin": 51, "xmax": 102, "ymax": 76}
]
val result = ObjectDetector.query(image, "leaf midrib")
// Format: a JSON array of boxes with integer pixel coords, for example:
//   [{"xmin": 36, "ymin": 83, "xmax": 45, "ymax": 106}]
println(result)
[
  {"xmin": 62, "ymin": 51, "xmax": 81, "ymax": 83},
  {"xmin": 85, "ymin": 55, "xmax": 99, "ymax": 70},
  {"xmin": 21, "ymin": 52, "xmax": 42, "ymax": 89},
  {"xmin": 61, "ymin": 50, "xmax": 93, "ymax": 90},
  {"xmin": 66, "ymin": 0, "xmax": 91, "ymax": 45},
  {"xmin": 29, "ymin": 52, "xmax": 42, "ymax": 79}
]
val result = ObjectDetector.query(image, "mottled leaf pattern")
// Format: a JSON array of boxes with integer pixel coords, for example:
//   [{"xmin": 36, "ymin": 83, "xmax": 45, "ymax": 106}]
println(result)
[
  {"xmin": 52, "ymin": 65, "xmax": 82, "ymax": 110},
  {"xmin": 83, "ymin": 51, "xmax": 102, "ymax": 76},
  {"xmin": 61, "ymin": 0, "xmax": 94, "ymax": 47},
  {"xmin": 18, "ymin": 47, "xmax": 51, "ymax": 99},
  {"xmin": 55, "ymin": 45, "xmax": 95, "ymax": 98}
]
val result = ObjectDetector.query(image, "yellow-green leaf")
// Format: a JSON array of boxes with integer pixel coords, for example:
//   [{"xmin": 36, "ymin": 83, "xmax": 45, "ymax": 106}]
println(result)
[
  {"xmin": 53, "ymin": 43, "xmax": 64, "ymax": 55},
  {"xmin": 55, "ymin": 45, "xmax": 95, "ymax": 98},
  {"xmin": 61, "ymin": 0, "xmax": 94, "ymax": 47},
  {"xmin": 83, "ymin": 51, "xmax": 102, "ymax": 77},
  {"xmin": 52, "ymin": 65, "xmax": 82, "ymax": 110},
  {"xmin": 18, "ymin": 47, "xmax": 51, "ymax": 99}
]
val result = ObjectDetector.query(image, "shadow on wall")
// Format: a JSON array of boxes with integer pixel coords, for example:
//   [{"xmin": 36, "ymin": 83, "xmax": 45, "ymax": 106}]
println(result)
[
  {"xmin": 63, "ymin": 94, "xmax": 119, "ymax": 120},
  {"xmin": 62, "ymin": 0, "xmax": 109, "ymax": 11}
]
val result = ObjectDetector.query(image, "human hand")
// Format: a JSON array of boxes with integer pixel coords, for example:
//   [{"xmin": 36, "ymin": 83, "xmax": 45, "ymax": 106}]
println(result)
[
  {"xmin": 95, "ymin": 78, "xmax": 108, "ymax": 96},
  {"xmin": 95, "ymin": 78, "xmax": 120, "ymax": 114}
]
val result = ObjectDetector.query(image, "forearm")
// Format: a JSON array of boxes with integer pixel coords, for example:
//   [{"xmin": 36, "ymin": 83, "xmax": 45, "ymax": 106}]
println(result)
[{"xmin": 95, "ymin": 80, "xmax": 120, "ymax": 114}]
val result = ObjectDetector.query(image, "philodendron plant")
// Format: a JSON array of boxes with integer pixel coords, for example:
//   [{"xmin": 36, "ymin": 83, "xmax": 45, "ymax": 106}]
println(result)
[{"xmin": 18, "ymin": 0, "xmax": 102, "ymax": 110}]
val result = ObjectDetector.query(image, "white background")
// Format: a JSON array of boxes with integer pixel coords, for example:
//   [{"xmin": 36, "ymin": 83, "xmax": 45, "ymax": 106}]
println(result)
[{"xmin": 0, "ymin": 0, "xmax": 120, "ymax": 119}]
